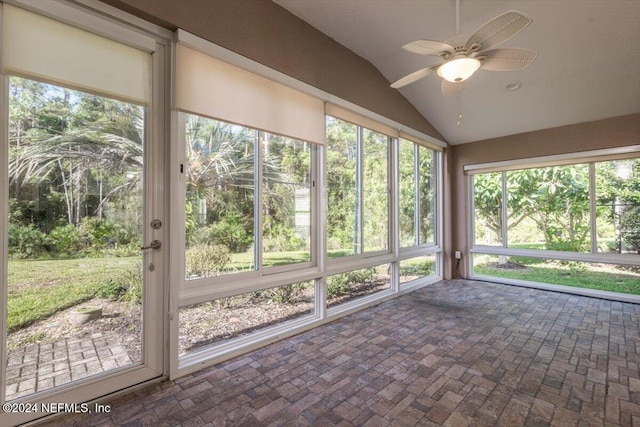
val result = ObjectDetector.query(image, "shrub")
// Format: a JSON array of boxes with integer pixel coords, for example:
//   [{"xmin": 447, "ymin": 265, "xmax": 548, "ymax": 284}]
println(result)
[
  {"xmin": 185, "ymin": 244, "xmax": 231, "ymax": 278},
  {"xmin": 263, "ymin": 282, "xmax": 309, "ymax": 304},
  {"xmin": 263, "ymin": 222, "xmax": 307, "ymax": 252},
  {"xmin": 49, "ymin": 224, "xmax": 81, "ymax": 255},
  {"xmin": 621, "ymin": 206, "xmax": 640, "ymax": 253},
  {"xmin": 399, "ymin": 261, "xmax": 433, "ymax": 277},
  {"xmin": 78, "ymin": 217, "xmax": 116, "ymax": 250},
  {"xmin": 8, "ymin": 224, "xmax": 48, "ymax": 258},
  {"xmin": 188, "ymin": 213, "xmax": 253, "ymax": 253},
  {"xmin": 96, "ymin": 262, "xmax": 142, "ymax": 304},
  {"xmin": 327, "ymin": 268, "xmax": 375, "ymax": 298},
  {"xmin": 546, "ymin": 239, "xmax": 588, "ymax": 253}
]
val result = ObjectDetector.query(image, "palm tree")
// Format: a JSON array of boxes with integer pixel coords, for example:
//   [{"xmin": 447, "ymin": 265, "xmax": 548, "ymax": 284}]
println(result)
[{"xmin": 9, "ymin": 105, "xmax": 144, "ymax": 226}]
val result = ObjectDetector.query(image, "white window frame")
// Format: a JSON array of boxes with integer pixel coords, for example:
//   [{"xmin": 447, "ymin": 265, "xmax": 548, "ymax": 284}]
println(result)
[
  {"xmin": 466, "ymin": 146, "xmax": 640, "ymax": 302},
  {"xmin": 398, "ymin": 138, "xmax": 440, "ymax": 251},
  {"xmin": 170, "ymin": 30, "xmax": 446, "ymax": 379}
]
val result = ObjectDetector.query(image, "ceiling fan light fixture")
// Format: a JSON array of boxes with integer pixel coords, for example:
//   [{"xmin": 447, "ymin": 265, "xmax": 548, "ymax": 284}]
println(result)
[{"xmin": 437, "ymin": 57, "xmax": 481, "ymax": 82}]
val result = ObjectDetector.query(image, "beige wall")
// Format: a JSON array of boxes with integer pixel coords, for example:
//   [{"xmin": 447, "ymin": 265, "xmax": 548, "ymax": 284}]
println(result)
[
  {"xmin": 445, "ymin": 113, "xmax": 640, "ymax": 279},
  {"xmin": 100, "ymin": 0, "xmax": 444, "ymax": 141}
]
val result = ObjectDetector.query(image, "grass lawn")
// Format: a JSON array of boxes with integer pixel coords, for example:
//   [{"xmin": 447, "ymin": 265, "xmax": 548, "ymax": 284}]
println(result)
[
  {"xmin": 11, "ymin": 250, "xmax": 638, "ymax": 335},
  {"xmin": 7, "ymin": 257, "xmax": 138, "ymax": 332},
  {"xmin": 474, "ymin": 260, "xmax": 640, "ymax": 295}
]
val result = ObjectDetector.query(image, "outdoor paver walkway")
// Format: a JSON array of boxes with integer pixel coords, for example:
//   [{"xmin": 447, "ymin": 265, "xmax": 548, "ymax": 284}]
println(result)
[
  {"xmin": 6, "ymin": 333, "xmax": 132, "ymax": 401},
  {"xmin": 37, "ymin": 279, "xmax": 640, "ymax": 426}
]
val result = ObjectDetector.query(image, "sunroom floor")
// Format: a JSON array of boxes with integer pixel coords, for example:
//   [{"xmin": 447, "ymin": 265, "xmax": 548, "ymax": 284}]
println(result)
[{"xmin": 39, "ymin": 279, "xmax": 640, "ymax": 426}]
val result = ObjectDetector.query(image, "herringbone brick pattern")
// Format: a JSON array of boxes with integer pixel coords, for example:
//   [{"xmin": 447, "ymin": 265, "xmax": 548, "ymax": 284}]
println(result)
[{"xmin": 41, "ymin": 280, "xmax": 640, "ymax": 426}]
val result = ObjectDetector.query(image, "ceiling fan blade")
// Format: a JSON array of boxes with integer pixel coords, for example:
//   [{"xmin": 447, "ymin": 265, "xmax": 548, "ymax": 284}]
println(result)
[
  {"xmin": 402, "ymin": 40, "xmax": 454, "ymax": 56},
  {"xmin": 479, "ymin": 48, "xmax": 537, "ymax": 71},
  {"xmin": 390, "ymin": 66, "xmax": 435, "ymax": 89},
  {"xmin": 465, "ymin": 10, "xmax": 532, "ymax": 52},
  {"xmin": 441, "ymin": 79, "xmax": 465, "ymax": 96}
]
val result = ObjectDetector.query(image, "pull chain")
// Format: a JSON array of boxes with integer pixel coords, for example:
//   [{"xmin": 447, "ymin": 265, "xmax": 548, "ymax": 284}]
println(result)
[{"xmin": 456, "ymin": 90, "xmax": 462, "ymax": 127}]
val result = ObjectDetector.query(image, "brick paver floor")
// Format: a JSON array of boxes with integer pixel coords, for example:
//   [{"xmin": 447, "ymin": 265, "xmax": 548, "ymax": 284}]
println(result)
[
  {"xmin": 6, "ymin": 333, "xmax": 132, "ymax": 401},
  {"xmin": 39, "ymin": 279, "xmax": 640, "ymax": 426}
]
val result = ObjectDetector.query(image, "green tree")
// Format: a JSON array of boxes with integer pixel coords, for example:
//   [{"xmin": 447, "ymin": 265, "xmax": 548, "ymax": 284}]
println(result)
[
  {"xmin": 326, "ymin": 117, "xmax": 358, "ymax": 253},
  {"xmin": 8, "ymin": 76, "xmax": 145, "ymax": 258},
  {"xmin": 474, "ymin": 165, "xmax": 591, "ymax": 251}
]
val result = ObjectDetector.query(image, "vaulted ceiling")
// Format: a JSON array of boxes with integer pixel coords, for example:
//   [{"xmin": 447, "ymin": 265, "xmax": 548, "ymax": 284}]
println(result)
[{"xmin": 274, "ymin": 0, "xmax": 640, "ymax": 145}]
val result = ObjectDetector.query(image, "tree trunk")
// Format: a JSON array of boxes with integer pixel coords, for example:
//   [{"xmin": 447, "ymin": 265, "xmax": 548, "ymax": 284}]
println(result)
[{"xmin": 58, "ymin": 159, "xmax": 73, "ymax": 225}]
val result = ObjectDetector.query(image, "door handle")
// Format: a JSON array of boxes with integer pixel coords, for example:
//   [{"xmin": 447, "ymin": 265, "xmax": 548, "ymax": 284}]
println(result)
[{"xmin": 141, "ymin": 240, "xmax": 162, "ymax": 250}]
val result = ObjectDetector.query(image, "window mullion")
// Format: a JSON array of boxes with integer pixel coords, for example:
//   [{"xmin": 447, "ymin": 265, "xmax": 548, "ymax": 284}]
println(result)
[
  {"xmin": 390, "ymin": 137, "xmax": 399, "ymax": 291},
  {"xmin": 501, "ymin": 171, "xmax": 508, "ymax": 248},
  {"xmin": 414, "ymin": 144, "xmax": 420, "ymax": 246},
  {"xmin": 589, "ymin": 163, "xmax": 597, "ymax": 254},
  {"xmin": 255, "ymin": 130, "xmax": 263, "ymax": 272},
  {"xmin": 356, "ymin": 126, "xmax": 363, "ymax": 255}
]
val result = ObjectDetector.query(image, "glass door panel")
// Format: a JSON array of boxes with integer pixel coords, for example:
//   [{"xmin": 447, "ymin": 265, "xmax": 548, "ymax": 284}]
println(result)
[{"xmin": 5, "ymin": 77, "xmax": 146, "ymax": 401}]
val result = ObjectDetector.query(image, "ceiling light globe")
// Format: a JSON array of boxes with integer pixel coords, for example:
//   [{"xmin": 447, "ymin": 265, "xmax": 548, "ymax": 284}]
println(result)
[{"xmin": 437, "ymin": 57, "xmax": 481, "ymax": 83}]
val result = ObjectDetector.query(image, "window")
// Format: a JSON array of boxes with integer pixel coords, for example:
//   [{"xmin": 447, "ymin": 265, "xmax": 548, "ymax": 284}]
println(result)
[
  {"xmin": 399, "ymin": 138, "xmax": 436, "ymax": 247},
  {"xmin": 263, "ymin": 134, "xmax": 312, "ymax": 266},
  {"xmin": 473, "ymin": 254, "xmax": 640, "ymax": 296},
  {"xmin": 326, "ymin": 117, "xmax": 360, "ymax": 258},
  {"xmin": 473, "ymin": 172, "xmax": 503, "ymax": 246},
  {"xmin": 362, "ymin": 129, "xmax": 389, "ymax": 253},
  {"xmin": 327, "ymin": 264, "xmax": 391, "ymax": 308},
  {"xmin": 507, "ymin": 165, "xmax": 591, "ymax": 251},
  {"xmin": 326, "ymin": 117, "xmax": 391, "ymax": 258},
  {"xmin": 183, "ymin": 113, "xmax": 315, "ymax": 280},
  {"xmin": 184, "ymin": 115, "xmax": 256, "ymax": 277},
  {"xmin": 595, "ymin": 159, "xmax": 640, "ymax": 254},
  {"xmin": 179, "ymin": 280, "xmax": 315, "ymax": 355},
  {"xmin": 400, "ymin": 255, "xmax": 437, "ymax": 285},
  {"xmin": 174, "ymin": 40, "xmax": 444, "ymax": 373},
  {"xmin": 470, "ymin": 154, "xmax": 640, "ymax": 295}
]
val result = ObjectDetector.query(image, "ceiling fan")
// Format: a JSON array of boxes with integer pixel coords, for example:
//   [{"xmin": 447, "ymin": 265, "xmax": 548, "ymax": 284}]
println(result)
[{"xmin": 391, "ymin": 8, "xmax": 537, "ymax": 96}]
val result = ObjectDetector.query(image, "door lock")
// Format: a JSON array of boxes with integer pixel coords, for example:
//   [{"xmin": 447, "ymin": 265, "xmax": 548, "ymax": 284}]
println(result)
[
  {"xmin": 150, "ymin": 219, "xmax": 162, "ymax": 229},
  {"xmin": 141, "ymin": 240, "xmax": 162, "ymax": 250}
]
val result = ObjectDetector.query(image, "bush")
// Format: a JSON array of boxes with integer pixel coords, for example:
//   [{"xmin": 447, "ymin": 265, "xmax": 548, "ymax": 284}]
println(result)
[
  {"xmin": 546, "ymin": 239, "xmax": 588, "ymax": 253},
  {"xmin": 262, "ymin": 282, "xmax": 309, "ymax": 304},
  {"xmin": 399, "ymin": 262, "xmax": 433, "ymax": 277},
  {"xmin": 263, "ymin": 221, "xmax": 307, "ymax": 252},
  {"xmin": 8, "ymin": 224, "xmax": 48, "ymax": 258},
  {"xmin": 96, "ymin": 262, "xmax": 142, "ymax": 304},
  {"xmin": 185, "ymin": 244, "xmax": 230, "ymax": 278},
  {"xmin": 107, "ymin": 241, "xmax": 142, "ymax": 257},
  {"xmin": 49, "ymin": 224, "xmax": 81, "ymax": 255},
  {"xmin": 188, "ymin": 213, "xmax": 253, "ymax": 253},
  {"xmin": 78, "ymin": 217, "xmax": 116, "ymax": 250},
  {"xmin": 621, "ymin": 206, "xmax": 640, "ymax": 253},
  {"xmin": 327, "ymin": 268, "xmax": 375, "ymax": 298}
]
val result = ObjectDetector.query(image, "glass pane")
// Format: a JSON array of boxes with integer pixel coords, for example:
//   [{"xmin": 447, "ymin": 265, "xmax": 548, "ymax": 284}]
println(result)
[
  {"xmin": 6, "ymin": 77, "xmax": 143, "ymax": 400},
  {"xmin": 473, "ymin": 254, "xmax": 640, "ymax": 295},
  {"xmin": 184, "ymin": 114, "xmax": 255, "ymax": 278},
  {"xmin": 327, "ymin": 264, "xmax": 391, "ymax": 308},
  {"xmin": 418, "ymin": 146, "xmax": 436, "ymax": 245},
  {"xmin": 595, "ymin": 159, "xmax": 640, "ymax": 254},
  {"xmin": 507, "ymin": 165, "xmax": 590, "ymax": 252},
  {"xmin": 178, "ymin": 281, "xmax": 315, "ymax": 355},
  {"xmin": 398, "ymin": 139, "xmax": 416, "ymax": 247},
  {"xmin": 363, "ymin": 129, "xmax": 388, "ymax": 252},
  {"xmin": 262, "ymin": 133, "xmax": 312, "ymax": 267},
  {"xmin": 473, "ymin": 172, "xmax": 503, "ymax": 246},
  {"xmin": 326, "ymin": 117, "xmax": 359, "ymax": 258},
  {"xmin": 399, "ymin": 255, "xmax": 437, "ymax": 285}
]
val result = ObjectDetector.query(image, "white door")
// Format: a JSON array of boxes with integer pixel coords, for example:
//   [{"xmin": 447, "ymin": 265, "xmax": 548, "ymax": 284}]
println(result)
[{"xmin": 1, "ymin": 4, "xmax": 165, "ymax": 425}]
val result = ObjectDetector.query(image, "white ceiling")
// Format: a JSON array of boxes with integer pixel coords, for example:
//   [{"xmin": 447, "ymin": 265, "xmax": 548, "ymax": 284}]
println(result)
[{"xmin": 273, "ymin": 0, "xmax": 640, "ymax": 145}]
